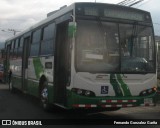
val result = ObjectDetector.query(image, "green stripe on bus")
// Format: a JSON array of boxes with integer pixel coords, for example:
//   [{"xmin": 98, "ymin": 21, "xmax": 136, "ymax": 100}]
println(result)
[
  {"xmin": 117, "ymin": 74, "xmax": 132, "ymax": 96},
  {"xmin": 68, "ymin": 24, "xmax": 76, "ymax": 37},
  {"xmin": 110, "ymin": 74, "xmax": 123, "ymax": 96},
  {"xmin": 33, "ymin": 58, "xmax": 44, "ymax": 79}
]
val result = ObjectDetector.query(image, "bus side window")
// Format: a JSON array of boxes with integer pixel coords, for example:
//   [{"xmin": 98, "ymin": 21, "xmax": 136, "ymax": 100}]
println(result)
[
  {"xmin": 14, "ymin": 38, "xmax": 19, "ymax": 58},
  {"xmin": 40, "ymin": 23, "xmax": 55, "ymax": 56},
  {"xmin": 19, "ymin": 38, "xmax": 23, "ymax": 58},
  {"xmin": 17, "ymin": 37, "xmax": 23, "ymax": 58},
  {"xmin": 10, "ymin": 41, "xmax": 15, "ymax": 59},
  {"xmin": 6, "ymin": 43, "xmax": 11, "ymax": 59},
  {"xmin": 9, "ymin": 42, "xmax": 12, "ymax": 59},
  {"xmin": 30, "ymin": 29, "xmax": 41, "ymax": 57}
]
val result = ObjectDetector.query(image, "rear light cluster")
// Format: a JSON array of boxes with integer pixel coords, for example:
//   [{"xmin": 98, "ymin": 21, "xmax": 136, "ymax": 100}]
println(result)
[
  {"xmin": 139, "ymin": 87, "xmax": 157, "ymax": 96},
  {"xmin": 71, "ymin": 88, "xmax": 95, "ymax": 97}
]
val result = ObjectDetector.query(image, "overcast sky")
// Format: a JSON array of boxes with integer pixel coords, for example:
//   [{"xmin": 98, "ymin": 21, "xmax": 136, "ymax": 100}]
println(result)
[{"xmin": 0, "ymin": 0, "xmax": 160, "ymax": 43}]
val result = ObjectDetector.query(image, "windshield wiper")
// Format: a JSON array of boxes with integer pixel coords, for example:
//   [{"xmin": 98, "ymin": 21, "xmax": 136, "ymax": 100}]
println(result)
[{"xmin": 130, "ymin": 22, "xmax": 138, "ymax": 57}]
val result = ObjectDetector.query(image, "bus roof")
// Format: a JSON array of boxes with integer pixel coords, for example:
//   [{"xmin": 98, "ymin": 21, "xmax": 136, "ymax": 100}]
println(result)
[{"xmin": 5, "ymin": 2, "xmax": 150, "ymax": 42}]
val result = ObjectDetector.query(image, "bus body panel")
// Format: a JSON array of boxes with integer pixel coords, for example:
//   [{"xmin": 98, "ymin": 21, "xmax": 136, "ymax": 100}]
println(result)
[
  {"xmin": 27, "ymin": 57, "xmax": 54, "ymax": 83},
  {"xmin": 72, "ymin": 73, "xmax": 157, "ymax": 96}
]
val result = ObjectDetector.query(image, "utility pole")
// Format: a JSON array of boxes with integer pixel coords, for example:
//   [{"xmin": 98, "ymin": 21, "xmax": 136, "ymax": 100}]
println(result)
[
  {"xmin": 8, "ymin": 29, "xmax": 21, "ymax": 35},
  {"xmin": 1, "ymin": 29, "xmax": 21, "ymax": 36}
]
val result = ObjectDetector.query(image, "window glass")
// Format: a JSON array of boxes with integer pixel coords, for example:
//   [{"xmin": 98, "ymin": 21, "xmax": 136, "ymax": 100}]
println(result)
[
  {"xmin": 17, "ymin": 47, "xmax": 22, "ymax": 58},
  {"xmin": 119, "ymin": 24, "xmax": 154, "ymax": 72},
  {"xmin": 11, "ymin": 41, "xmax": 15, "ymax": 49},
  {"xmin": 10, "ymin": 49, "xmax": 14, "ymax": 58},
  {"xmin": 30, "ymin": 44, "xmax": 40, "ymax": 57},
  {"xmin": 76, "ymin": 20, "xmax": 155, "ymax": 73},
  {"xmin": 13, "ymin": 49, "xmax": 17, "ymax": 58},
  {"xmin": 30, "ymin": 29, "xmax": 41, "ymax": 57},
  {"xmin": 6, "ymin": 43, "xmax": 11, "ymax": 58},
  {"xmin": 10, "ymin": 41, "xmax": 15, "ymax": 58},
  {"xmin": 76, "ymin": 20, "xmax": 119, "ymax": 72},
  {"xmin": 20, "ymin": 37, "xmax": 24, "ymax": 47},
  {"xmin": 15, "ymin": 39, "xmax": 19, "ymax": 48},
  {"xmin": 13, "ymin": 38, "xmax": 20, "ymax": 58},
  {"xmin": 40, "ymin": 23, "xmax": 55, "ymax": 56},
  {"xmin": 17, "ymin": 37, "xmax": 23, "ymax": 58},
  {"xmin": 41, "ymin": 40, "xmax": 53, "ymax": 55},
  {"xmin": 43, "ymin": 23, "xmax": 55, "ymax": 40},
  {"xmin": 32, "ymin": 29, "xmax": 41, "ymax": 43}
]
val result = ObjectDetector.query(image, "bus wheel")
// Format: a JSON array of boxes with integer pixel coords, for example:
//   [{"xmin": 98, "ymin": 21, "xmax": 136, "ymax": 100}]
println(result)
[{"xmin": 40, "ymin": 81, "xmax": 50, "ymax": 111}]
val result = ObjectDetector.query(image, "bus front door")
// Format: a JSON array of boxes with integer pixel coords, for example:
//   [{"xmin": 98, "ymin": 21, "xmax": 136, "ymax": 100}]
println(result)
[{"xmin": 54, "ymin": 22, "xmax": 70, "ymax": 107}]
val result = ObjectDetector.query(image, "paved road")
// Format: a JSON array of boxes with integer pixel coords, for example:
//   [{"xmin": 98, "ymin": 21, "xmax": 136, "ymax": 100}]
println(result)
[{"xmin": 0, "ymin": 83, "xmax": 58, "ymax": 119}]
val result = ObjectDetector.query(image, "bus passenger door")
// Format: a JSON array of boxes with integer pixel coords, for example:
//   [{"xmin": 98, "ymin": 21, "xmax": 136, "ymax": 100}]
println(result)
[
  {"xmin": 22, "ymin": 36, "xmax": 30, "ymax": 92},
  {"xmin": 54, "ymin": 22, "xmax": 70, "ymax": 106}
]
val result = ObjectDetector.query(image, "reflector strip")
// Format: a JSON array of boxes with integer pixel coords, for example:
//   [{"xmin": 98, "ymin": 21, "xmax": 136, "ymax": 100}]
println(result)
[
  {"xmin": 79, "ymin": 105, "xmax": 85, "ymax": 107},
  {"xmin": 73, "ymin": 104, "xmax": 97, "ymax": 108},
  {"xmin": 140, "ymin": 104, "xmax": 155, "ymax": 106},
  {"xmin": 101, "ymin": 104, "xmax": 134, "ymax": 108},
  {"xmin": 101, "ymin": 100, "xmax": 137, "ymax": 103}
]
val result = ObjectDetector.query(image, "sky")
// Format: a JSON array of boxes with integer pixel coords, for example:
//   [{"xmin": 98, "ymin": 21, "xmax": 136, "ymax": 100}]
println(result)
[{"xmin": 0, "ymin": 0, "xmax": 160, "ymax": 44}]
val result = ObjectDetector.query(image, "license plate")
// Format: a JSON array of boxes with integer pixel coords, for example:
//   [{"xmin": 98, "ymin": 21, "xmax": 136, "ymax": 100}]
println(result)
[{"xmin": 144, "ymin": 98, "xmax": 153, "ymax": 104}]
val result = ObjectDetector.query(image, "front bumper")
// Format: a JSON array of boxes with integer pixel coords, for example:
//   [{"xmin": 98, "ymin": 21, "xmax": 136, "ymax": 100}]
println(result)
[{"xmin": 68, "ymin": 92, "xmax": 157, "ymax": 109}]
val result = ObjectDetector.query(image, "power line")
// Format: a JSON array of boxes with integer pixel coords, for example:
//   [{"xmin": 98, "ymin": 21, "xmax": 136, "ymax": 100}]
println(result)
[
  {"xmin": 117, "ymin": 0, "xmax": 131, "ymax": 5},
  {"xmin": 135, "ymin": 0, "xmax": 151, "ymax": 7},
  {"xmin": 129, "ymin": 0, "xmax": 144, "ymax": 7},
  {"xmin": 117, "ymin": 0, "xmax": 145, "ymax": 7}
]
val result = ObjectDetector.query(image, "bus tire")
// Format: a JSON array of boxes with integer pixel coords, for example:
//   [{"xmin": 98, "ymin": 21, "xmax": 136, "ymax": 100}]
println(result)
[{"xmin": 40, "ymin": 81, "xmax": 50, "ymax": 111}]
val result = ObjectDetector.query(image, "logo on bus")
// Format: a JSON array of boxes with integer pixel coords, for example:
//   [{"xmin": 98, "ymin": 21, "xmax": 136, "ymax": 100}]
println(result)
[{"xmin": 101, "ymin": 86, "xmax": 108, "ymax": 94}]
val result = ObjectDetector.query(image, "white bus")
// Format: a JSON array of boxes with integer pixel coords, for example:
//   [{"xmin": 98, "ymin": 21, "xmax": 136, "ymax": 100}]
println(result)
[{"xmin": 4, "ymin": 2, "xmax": 157, "ymax": 111}]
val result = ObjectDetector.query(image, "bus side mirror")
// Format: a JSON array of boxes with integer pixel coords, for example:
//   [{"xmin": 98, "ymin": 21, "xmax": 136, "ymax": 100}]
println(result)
[{"xmin": 68, "ymin": 22, "xmax": 77, "ymax": 38}]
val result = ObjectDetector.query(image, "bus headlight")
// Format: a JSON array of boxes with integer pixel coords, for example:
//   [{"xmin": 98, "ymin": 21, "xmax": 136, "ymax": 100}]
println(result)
[
  {"xmin": 139, "ymin": 87, "xmax": 157, "ymax": 96},
  {"xmin": 77, "ymin": 89, "xmax": 83, "ymax": 95},
  {"xmin": 85, "ymin": 91, "xmax": 91, "ymax": 96},
  {"xmin": 71, "ymin": 88, "xmax": 95, "ymax": 97}
]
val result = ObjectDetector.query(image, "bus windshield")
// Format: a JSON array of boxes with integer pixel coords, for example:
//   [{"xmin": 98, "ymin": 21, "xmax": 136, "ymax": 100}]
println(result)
[{"xmin": 76, "ymin": 20, "xmax": 155, "ymax": 73}]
